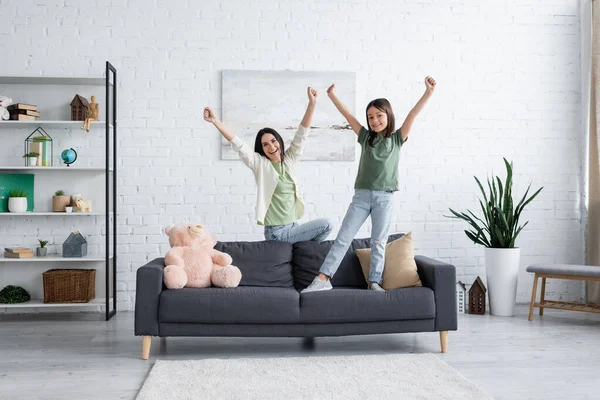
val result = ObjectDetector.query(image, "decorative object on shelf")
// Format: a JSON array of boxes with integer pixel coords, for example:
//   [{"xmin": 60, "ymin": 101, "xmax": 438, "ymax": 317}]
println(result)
[
  {"xmin": 81, "ymin": 95, "xmax": 99, "ymax": 132},
  {"xmin": 0, "ymin": 285, "xmax": 31, "ymax": 304},
  {"xmin": 8, "ymin": 103, "xmax": 38, "ymax": 120},
  {"xmin": 8, "ymin": 189, "xmax": 28, "ymax": 213},
  {"xmin": 0, "ymin": 174, "xmax": 34, "ymax": 212},
  {"xmin": 70, "ymin": 193, "xmax": 81, "ymax": 208},
  {"xmin": 456, "ymin": 281, "xmax": 467, "ymax": 314},
  {"xmin": 72, "ymin": 195, "xmax": 92, "ymax": 212},
  {"xmin": 63, "ymin": 231, "xmax": 87, "ymax": 257},
  {"xmin": 23, "ymin": 151, "xmax": 40, "ymax": 167},
  {"xmin": 70, "ymin": 94, "xmax": 89, "ymax": 121},
  {"xmin": 37, "ymin": 239, "xmax": 48, "ymax": 257},
  {"xmin": 446, "ymin": 158, "xmax": 543, "ymax": 317},
  {"xmin": 468, "ymin": 276, "xmax": 487, "ymax": 315},
  {"xmin": 3, "ymin": 247, "xmax": 33, "ymax": 258},
  {"xmin": 43, "ymin": 269, "xmax": 95, "ymax": 303},
  {"xmin": 24, "ymin": 127, "xmax": 53, "ymax": 167},
  {"xmin": 32, "ymin": 135, "xmax": 52, "ymax": 166},
  {"xmin": 0, "ymin": 95, "xmax": 12, "ymax": 120},
  {"xmin": 65, "ymin": 206, "xmax": 73, "ymax": 213},
  {"xmin": 61, "ymin": 148, "xmax": 77, "ymax": 167},
  {"xmin": 52, "ymin": 189, "xmax": 71, "ymax": 212}
]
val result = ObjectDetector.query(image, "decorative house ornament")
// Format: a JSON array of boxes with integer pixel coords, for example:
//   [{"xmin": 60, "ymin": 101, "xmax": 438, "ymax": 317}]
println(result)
[
  {"xmin": 468, "ymin": 276, "xmax": 487, "ymax": 315},
  {"xmin": 24, "ymin": 127, "xmax": 53, "ymax": 167},
  {"xmin": 70, "ymin": 94, "xmax": 89, "ymax": 121},
  {"xmin": 63, "ymin": 231, "xmax": 88, "ymax": 257},
  {"xmin": 456, "ymin": 281, "xmax": 467, "ymax": 314}
]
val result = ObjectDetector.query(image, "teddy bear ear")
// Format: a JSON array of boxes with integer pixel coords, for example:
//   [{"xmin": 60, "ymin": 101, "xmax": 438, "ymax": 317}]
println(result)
[{"xmin": 164, "ymin": 224, "xmax": 176, "ymax": 235}]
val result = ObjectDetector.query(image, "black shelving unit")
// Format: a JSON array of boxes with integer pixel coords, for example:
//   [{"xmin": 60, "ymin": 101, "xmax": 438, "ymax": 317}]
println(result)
[{"xmin": 105, "ymin": 61, "xmax": 117, "ymax": 321}]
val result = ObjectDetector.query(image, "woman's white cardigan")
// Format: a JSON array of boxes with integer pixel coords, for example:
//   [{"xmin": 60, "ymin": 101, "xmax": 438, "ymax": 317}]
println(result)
[{"xmin": 228, "ymin": 125, "xmax": 309, "ymax": 225}]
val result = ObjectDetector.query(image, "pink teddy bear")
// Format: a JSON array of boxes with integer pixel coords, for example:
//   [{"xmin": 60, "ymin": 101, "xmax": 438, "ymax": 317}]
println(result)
[{"xmin": 163, "ymin": 223, "xmax": 242, "ymax": 289}]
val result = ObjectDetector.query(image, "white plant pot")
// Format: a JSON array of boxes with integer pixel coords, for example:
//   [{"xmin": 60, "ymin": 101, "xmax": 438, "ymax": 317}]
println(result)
[
  {"xmin": 27, "ymin": 157, "xmax": 38, "ymax": 166},
  {"xmin": 8, "ymin": 197, "xmax": 27, "ymax": 213},
  {"xmin": 484, "ymin": 247, "xmax": 521, "ymax": 317}
]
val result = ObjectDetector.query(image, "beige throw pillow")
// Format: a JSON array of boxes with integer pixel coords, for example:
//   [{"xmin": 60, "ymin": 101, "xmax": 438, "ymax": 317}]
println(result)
[{"xmin": 355, "ymin": 232, "xmax": 422, "ymax": 290}]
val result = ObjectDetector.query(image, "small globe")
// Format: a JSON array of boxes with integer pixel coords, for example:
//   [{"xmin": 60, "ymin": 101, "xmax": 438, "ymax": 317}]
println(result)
[{"xmin": 61, "ymin": 148, "xmax": 77, "ymax": 166}]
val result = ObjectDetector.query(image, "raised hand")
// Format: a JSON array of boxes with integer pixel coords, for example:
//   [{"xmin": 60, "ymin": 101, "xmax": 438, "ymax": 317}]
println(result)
[
  {"xmin": 425, "ymin": 76, "xmax": 436, "ymax": 92},
  {"xmin": 307, "ymin": 87, "xmax": 318, "ymax": 104},
  {"xmin": 327, "ymin": 83, "xmax": 336, "ymax": 97},
  {"xmin": 203, "ymin": 107, "xmax": 217, "ymax": 123}
]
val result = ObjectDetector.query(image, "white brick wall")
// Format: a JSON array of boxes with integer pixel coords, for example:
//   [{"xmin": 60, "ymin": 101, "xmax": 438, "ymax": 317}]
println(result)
[{"xmin": 0, "ymin": 0, "xmax": 586, "ymax": 311}]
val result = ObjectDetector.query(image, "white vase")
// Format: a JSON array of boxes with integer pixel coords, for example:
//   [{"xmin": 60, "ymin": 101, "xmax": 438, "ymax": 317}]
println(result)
[
  {"xmin": 28, "ymin": 157, "xmax": 37, "ymax": 166},
  {"xmin": 8, "ymin": 197, "xmax": 27, "ymax": 213},
  {"xmin": 484, "ymin": 247, "xmax": 521, "ymax": 316}
]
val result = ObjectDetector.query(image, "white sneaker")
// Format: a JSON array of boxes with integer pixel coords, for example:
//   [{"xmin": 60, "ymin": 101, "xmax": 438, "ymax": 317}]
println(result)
[
  {"xmin": 369, "ymin": 282, "xmax": 385, "ymax": 292},
  {"xmin": 301, "ymin": 276, "xmax": 332, "ymax": 293}
]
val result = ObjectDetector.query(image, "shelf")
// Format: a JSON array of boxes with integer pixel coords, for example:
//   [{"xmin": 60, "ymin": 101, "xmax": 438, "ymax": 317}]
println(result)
[
  {"xmin": 0, "ymin": 76, "xmax": 106, "ymax": 86},
  {"xmin": 0, "ymin": 298, "xmax": 113, "ymax": 309},
  {"xmin": 0, "ymin": 120, "xmax": 113, "ymax": 129},
  {"xmin": 0, "ymin": 254, "xmax": 114, "ymax": 262},
  {"xmin": 0, "ymin": 212, "xmax": 113, "ymax": 216},
  {"xmin": 0, "ymin": 166, "xmax": 114, "ymax": 172}
]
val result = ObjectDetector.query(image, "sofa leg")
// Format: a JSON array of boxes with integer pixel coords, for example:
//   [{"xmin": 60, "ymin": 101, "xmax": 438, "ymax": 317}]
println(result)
[
  {"xmin": 302, "ymin": 337, "xmax": 315, "ymax": 350},
  {"xmin": 142, "ymin": 336, "xmax": 152, "ymax": 360},
  {"xmin": 439, "ymin": 331, "xmax": 448, "ymax": 353}
]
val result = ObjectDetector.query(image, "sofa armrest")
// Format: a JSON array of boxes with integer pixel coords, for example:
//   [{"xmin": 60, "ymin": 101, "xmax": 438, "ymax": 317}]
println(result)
[
  {"xmin": 134, "ymin": 258, "xmax": 165, "ymax": 336},
  {"xmin": 415, "ymin": 255, "xmax": 457, "ymax": 332}
]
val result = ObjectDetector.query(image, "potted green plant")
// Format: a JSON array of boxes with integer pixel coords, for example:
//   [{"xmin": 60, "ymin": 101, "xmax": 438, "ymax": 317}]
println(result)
[
  {"xmin": 446, "ymin": 158, "xmax": 543, "ymax": 316},
  {"xmin": 37, "ymin": 239, "xmax": 48, "ymax": 257},
  {"xmin": 7, "ymin": 189, "xmax": 28, "ymax": 213},
  {"xmin": 23, "ymin": 151, "xmax": 40, "ymax": 167},
  {"xmin": 52, "ymin": 189, "xmax": 70, "ymax": 212}
]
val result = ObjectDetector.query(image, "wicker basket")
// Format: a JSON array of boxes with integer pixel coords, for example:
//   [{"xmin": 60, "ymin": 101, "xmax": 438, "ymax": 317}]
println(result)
[{"xmin": 43, "ymin": 269, "xmax": 96, "ymax": 303}]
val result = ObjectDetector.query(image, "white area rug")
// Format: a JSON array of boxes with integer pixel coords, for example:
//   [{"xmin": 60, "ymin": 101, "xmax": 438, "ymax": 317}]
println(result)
[{"xmin": 136, "ymin": 353, "xmax": 492, "ymax": 400}]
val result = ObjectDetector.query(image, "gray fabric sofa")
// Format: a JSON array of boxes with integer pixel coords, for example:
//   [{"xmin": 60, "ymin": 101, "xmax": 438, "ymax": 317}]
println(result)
[{"xmin": 135, "ymin": 233, "xmax": 458, "ymax": 359}]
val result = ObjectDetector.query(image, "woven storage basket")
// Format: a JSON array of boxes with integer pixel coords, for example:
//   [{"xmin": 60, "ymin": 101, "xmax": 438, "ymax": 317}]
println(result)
[{"xmin": 43, "ymin": 269, "xmax": 95, "ymax": 303}]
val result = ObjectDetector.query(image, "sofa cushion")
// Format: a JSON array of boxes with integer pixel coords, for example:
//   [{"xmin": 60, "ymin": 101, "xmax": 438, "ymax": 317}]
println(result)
[
  {"xmin": 299, "ymin": 287, "xmax": 435, "ymax": 324},
  {"xmin": 355, "ymin": 232, "xmax": 423, "ymax": 289},
  {"xmin": 215, "ymin": 240, "xmax": 294, "ymax": 288},
  {"xmin": 292, "ymin": 233, "xmax": 405, "ymax": 290},
  {"xmin": 159, "ymin": 287, "xmax": 299, "ymax": 324}
]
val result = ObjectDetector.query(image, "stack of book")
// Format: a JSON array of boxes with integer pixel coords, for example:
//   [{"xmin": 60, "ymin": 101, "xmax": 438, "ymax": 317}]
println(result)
[
  {"xmin": 3, "ymin": 247, "xmax": 34, "ymax": 258},
  {"xmin": 7, "ymin": 104, "xmax": 40, "ymax": 121}
]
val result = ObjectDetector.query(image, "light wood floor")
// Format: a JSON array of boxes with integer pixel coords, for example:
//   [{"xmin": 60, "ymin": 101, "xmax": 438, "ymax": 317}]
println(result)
[{"xmin": 0, "ymin": 305, "xmax": 599, "ymax": 400}]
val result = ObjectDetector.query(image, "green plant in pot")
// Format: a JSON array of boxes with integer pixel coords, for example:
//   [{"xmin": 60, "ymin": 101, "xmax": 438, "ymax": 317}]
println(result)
[
  {"xmin": 446, "ymin": 158, "xmax": 543, "ymax": 316},
  {"xmin": 7, "ymin": 189, "xmax": 28, "ymax": 213},
  {"xmin": 52, "ymin": 189, "xmax": 71, "ymax": 212},
  {"xmin": 23, "ymin": 151, "xmax": 40, "ymax": 167},
  {"xmin": 37, "ymin": 239, "xmax": 48, "ymax": 257}
]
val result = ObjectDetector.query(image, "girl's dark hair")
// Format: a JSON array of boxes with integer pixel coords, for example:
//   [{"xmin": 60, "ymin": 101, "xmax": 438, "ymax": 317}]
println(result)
[
  {"xmin": 254, "ymin": 128, "xmax": 285, "ymax": 162},
  {"xmin": 365, "ymin": 98, "xmax": 395, "ymax": 147}
]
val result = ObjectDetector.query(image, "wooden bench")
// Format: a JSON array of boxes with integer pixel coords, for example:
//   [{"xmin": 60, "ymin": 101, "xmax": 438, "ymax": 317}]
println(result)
[{"xmin": 526, "ymin": 264, "xmax": 600, "ymax": 320}]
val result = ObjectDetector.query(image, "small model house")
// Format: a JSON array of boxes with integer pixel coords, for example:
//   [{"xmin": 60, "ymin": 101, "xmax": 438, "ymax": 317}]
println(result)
[
  {"xmin": 468, "ymin": 276, "xmax": 487, "ymax": 315},
  {"xmin": 63, "ymin": 231, "xmax": 88, "ymax": 257},
  {"xmin": 70, "ymin": 94, "xmax": 89, "ymax": 121},
  {"xmin": 456, "ymin": 281, "xmax": 467, "ymax": 314}
]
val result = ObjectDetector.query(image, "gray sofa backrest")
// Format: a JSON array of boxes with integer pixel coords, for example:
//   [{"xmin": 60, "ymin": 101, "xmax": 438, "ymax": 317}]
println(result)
[
  {"xmin": 214, "ymin": 240, "xmax": 294, "ymax": 288},
  {"xmin": 215, "ymin": 233, "xmax": 405, "ymax": 290}
]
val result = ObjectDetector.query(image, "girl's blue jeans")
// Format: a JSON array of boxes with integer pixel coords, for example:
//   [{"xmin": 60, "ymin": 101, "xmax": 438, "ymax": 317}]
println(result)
[{"xmin": 319, "ymin": 189, "xmax": 395, "ymax": 284}]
